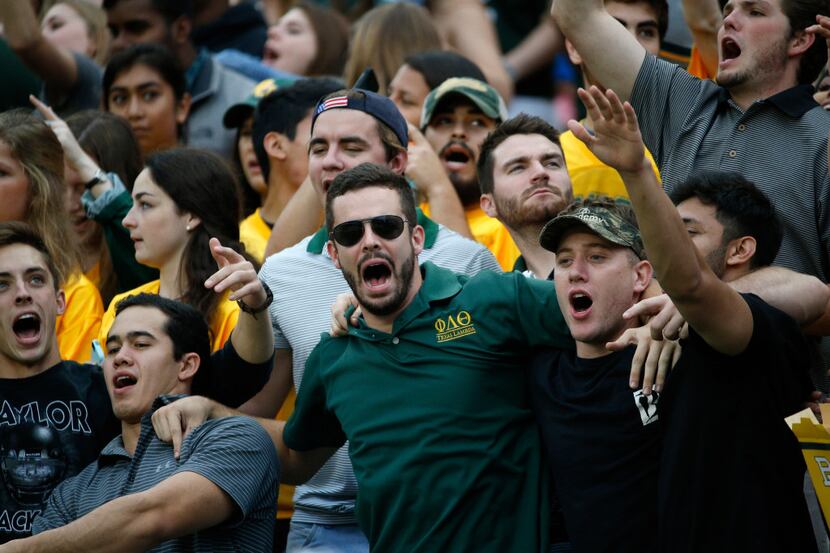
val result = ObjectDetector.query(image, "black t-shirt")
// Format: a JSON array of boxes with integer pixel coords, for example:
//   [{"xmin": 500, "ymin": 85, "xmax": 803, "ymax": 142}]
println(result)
[
  {"xmin": 658, "ymin": 293, "xmax": 816, "ymax": 553},
  {"xmin": 0, "ymin": 361, "xmax": 119, "ymax": 543},
  {"xmin": 529, "ymin": 346, "xmax": 661, "ymax": 553}
]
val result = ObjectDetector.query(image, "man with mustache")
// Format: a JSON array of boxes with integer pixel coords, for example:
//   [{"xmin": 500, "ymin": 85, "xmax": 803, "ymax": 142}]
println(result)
[{"xmin": 414, "ymin": 77, "xmax": 522, "ymax": 270}]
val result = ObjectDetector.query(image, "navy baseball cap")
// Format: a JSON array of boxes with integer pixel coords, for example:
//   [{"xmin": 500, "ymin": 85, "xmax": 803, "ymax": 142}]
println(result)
[{"xmin": 311, "ymin": 89, "xmax": 409, "ymax": 149}]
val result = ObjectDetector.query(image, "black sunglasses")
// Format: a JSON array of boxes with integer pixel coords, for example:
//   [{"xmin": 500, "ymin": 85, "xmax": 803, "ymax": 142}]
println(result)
[{"xmin": 330, "ymin": 215, "xmax": 410, "ymax": 247}]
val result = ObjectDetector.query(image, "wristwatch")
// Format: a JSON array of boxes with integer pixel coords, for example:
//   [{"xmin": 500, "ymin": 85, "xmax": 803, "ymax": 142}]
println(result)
[
  {"xmin": 237, "ymin": 279, "xmax": 273, "ymax": 315},
  {"xmin": 84, "ymin": 168, "xmax": 107, "ymax": 190}
]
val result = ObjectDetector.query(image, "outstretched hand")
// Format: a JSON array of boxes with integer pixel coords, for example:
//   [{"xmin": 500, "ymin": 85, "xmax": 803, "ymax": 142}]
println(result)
[
  {"xmin": 568, "ymin": 86, "xmax": 648, "ymax": 174},
  {"xmin": 204, "ymin": 238, "xmax": 267, "ymax": 309}
]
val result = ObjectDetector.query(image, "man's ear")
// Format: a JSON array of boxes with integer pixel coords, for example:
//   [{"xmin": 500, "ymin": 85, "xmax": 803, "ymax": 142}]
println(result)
[
  {"xmin": 327, "ymin": 240, "xmax": 342, "ymax": 269},
  {"xmin": 388, "ymin": 149, "xmax": 408, "ymax": 174},
  {"xmin": 480, "ymin": 193, "xmax": 497, "ymax": 218},
  {"xmin": 725, "ymin": 236, "xmax": 757, "ymax": 268},
  {"xmin": 410, "ymin": 224, "xmax": 425, "ymax": 256},
  {"xmin": 264, "ymin": 131, "xmax": 288, "ymax": 162},
  {"xmin": 55, "ymin": 289, "xmax": 66, "ymax": 317},
  {"xmin": 633, "ymin": 259, "xmax": 654, "ymax": 295},
  {"xmin": 564, "ymin": 38, "xmax": 583, "ymax": 66},
  {"xmin": 788, "ymin": 29, "xmax": 815, "ymax": 58},
  {"xmin": 177, "ymin": 352, "xmax": 200, "ymax": 383}
]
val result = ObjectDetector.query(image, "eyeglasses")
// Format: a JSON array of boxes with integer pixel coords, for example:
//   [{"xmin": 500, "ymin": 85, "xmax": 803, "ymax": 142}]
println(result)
[{"xmin": 330, "ymin": 215, "xmax": 410, "ymax": 247}]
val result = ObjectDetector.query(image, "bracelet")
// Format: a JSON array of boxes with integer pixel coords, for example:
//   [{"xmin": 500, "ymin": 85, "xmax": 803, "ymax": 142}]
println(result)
[
  {"xmin": 237, "ymin": 279, "xmax": 273, "ymax": 315},
  {"xmin": 84, "ymin": 168, "xmax": 107, "ymax": 190}
]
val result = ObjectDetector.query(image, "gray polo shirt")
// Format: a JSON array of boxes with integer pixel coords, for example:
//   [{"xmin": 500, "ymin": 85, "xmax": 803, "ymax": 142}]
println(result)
[
  {"xmin": 33, "ymin": 396, "xmax": 278, "ymax": 552},
  {"xmin": 631, "ymin": 54, "xmax": 830, "ymax": 281},
  {"xmin": 260, "ymin": 210, "xmax": 501, "ymax": 526}
]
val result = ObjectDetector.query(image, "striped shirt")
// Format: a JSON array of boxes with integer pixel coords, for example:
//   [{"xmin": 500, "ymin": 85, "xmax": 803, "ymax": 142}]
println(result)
[
  {"xmin": 631, "ymin": 54, "xmax": 830, "ymax": 280},
  {"xmin": 260, "ymin": 212, "xmax": 501, "ymax": 525},
  {"xmin": 33, "ymin": 396, "xmax": 278, "ymax": 552}
]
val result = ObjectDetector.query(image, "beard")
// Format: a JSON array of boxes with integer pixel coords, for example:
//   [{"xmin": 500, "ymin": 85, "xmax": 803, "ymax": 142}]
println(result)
[
  {"xmin": 342, "ymin": 249, "xmax": 417, "ymax": 317},
  {"xmin": 704, "ymin": 241, "xmax": 728, "ymax": 279},
  {"xmin": 448, "ymin": 171, "xmax": 483, "ymax": 207},
  {"xmin": 494, "ymin": 183, "xmax": 571, "ymax": 231},
  {"xmin": 716, "ymin": 34, "xmax": 789, "ymax": 91}
]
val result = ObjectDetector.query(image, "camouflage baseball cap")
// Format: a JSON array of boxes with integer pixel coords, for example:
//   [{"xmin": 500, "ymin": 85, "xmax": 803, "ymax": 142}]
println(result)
[
  {"xmin": 420, "ymin": 77, "xmax": 508, "ymax": 130},
  {"xmin": 222, "ymin": 77, "xmax": 293, "ymax": 129},
  {"xmin": 539, "ymin": 200, "xmax": 646, "ymax": 259}
]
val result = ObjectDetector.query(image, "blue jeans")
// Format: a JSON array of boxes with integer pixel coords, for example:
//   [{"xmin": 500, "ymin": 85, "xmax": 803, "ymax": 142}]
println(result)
[{"xmin": 286, "ymin": 521, "xmax": 369, "ymax": 553}]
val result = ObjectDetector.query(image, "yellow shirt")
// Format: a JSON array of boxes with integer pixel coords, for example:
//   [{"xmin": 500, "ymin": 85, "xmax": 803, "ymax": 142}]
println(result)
[
  {"xmin": 560, "ymin": 130, "xmax": 662, "ymax": 201},
  {"xmin": 56, "ymin": 273, "xmax": 104, "ymax": 364},
  {"xmin": 84, "ymin": 262, "xmax": 101, "ymax": 289},
  {"xmin": 687, "ymin": 45, "xmax": 712, "ymax": 80},
  {"xmin": 99, "ymin": 280, "xmax": 240, "ymax": 353},
  {"xmin": 420, "ymin": 203, "xmax": 520, "ymax": 271},
  {"xmin": 240, "ymin": 209, "xmax": 271, "ymax": 264}
]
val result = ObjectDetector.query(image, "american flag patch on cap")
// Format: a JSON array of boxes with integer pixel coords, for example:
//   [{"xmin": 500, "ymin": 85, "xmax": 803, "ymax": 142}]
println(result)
[{"xmin": 317, "ymin": 96, "xmax": 349, "ymax": 114}]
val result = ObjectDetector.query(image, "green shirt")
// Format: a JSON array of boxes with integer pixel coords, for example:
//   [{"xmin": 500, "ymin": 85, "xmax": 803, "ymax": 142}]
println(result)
[{"xmin": 284, "ymin": 262, "xmax": 572, "ymax": 552}]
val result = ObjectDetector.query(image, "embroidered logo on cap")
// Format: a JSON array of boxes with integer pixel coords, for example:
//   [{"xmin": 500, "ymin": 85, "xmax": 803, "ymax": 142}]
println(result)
[{"xmin": 317, "ymin": 96, "xmax": 349, "ymax": 114}]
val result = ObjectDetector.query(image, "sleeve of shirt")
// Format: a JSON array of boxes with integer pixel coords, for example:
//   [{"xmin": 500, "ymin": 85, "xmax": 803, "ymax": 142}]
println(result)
[
  {"xmin": 510, "ymin": 272, "xmax": 573, "ymax": 350},
  {"xmin": 175, "ymin": 416, "xmax": 278, "ymax": 527},
  {"xmin": 41, "ymin": 51, "xmax": 102, "ymax": 117},
  {"xmin": 283, "ymin": 339, "xmax": 347, "ymax": 451},
  {"xmin": 31, "ymin": 470, "xmax": 89, "ymax": 533},
  {"xmin": 740, "ymin": 293, "xmax": 814, "ymax": 416},
  {"xmin": 202, "ymin": 337, "xmax": 274, "ymax": 408},
  {"xmin": 629, "ymin": 54, "xmax": 711, "ymax": 167}
]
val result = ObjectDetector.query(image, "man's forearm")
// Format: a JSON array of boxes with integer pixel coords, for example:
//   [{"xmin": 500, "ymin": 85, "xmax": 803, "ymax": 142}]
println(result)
[
  {"xmin": 264, "ymin": 178, "xmax": 322, "ymax": 257},
  {"xmin": 730, "ymin": 267, "xmax": 830, "ymax": 325},
  {"xmin": 230, "ymin": 308, "xmax": 275, "ymax": 364},
  {"xmin": 7, "ymin": 494, "xmax": 163, "ymax": 553}
]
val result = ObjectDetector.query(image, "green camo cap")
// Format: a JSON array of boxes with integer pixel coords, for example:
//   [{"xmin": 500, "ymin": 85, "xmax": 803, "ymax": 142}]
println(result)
[
  {"xmin": 539, "ymin": 202, "xmax": 646, "ymax": 259},
  {"xmin": 420, "ymin": 77, "xmax": 508, "ymax": 129}
]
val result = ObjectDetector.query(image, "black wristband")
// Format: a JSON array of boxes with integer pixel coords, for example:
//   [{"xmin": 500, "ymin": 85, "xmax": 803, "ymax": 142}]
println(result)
[
  {"xmin": 237, "ymin": 279, "xmax": 273, "ymax": 314},
  {"xmin": 84, "ymin": 168, "xmax": 106, "ymax": 190}
]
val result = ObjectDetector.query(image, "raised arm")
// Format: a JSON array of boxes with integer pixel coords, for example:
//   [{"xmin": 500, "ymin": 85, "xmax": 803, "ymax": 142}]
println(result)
[
  {"xmin": 0, "ymin": 1, "xmax": 80, "ymax": 94},
  {"xmin": 205, "ymin": 238, "xmax": 274, "ymax": 364},
  {"xmin": 683, "ymin": 0, "xmax": 722, "ymax": 77},
  {"xmin": 6, "ymin": 472, "xmax": 235, "ymax": 553},
  {"xmin": 570, "ymin": 86, "xmax": 752, "ymax": 354},
  {"xmin": 431, "ymin": 0, "xmax": 514, "ymax": 102},
  {"xmin": 551, "ymin": 0, "xmax": 646, "ymax": 101},
  {"xmin": 264, "ymin": 177, "xmax": 323, "ymax": 257}
]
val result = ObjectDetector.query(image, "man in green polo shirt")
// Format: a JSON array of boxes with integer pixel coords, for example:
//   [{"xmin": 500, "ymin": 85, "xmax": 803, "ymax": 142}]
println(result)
[{"xmin": 153, "ymin": 161, "xmax": 577, "ymax": 552}]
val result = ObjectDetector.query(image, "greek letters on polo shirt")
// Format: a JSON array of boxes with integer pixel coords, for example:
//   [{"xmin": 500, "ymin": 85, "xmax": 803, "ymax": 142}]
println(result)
[
  {"xmin": 32, "ymin": 395, "xmax": 278, "ymax": 552},
  {"xmin": 630, "ymin": 54, "xmax": 830, "ymax": 280}
]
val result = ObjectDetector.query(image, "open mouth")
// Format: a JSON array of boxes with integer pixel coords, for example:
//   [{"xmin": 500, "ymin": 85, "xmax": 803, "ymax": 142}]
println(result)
[
  {"xmin": 113, "ymin": 373, "xmax": 137, "ymax": 390},
  {"xmin": 12, "ymin": 313, "xmax": 41, "ymax": 344},
  {"xmin": 569, "ymin": 292, "xmax": 593, "ymax": 315},
  {"xmin": 441, "ymin": 143, "xmax": 474, "ymax": 171},
  {"xmin": 721, "ymin": 38, "xmax": 741, "ymax": 63},
  {"xmin": 361, "ymin": 259, "xmax": 393, "ymax": 289}
]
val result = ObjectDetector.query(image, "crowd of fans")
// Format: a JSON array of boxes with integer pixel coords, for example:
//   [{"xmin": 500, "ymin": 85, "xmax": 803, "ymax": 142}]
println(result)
[{"xmin": 0, "ymin": 0, "xmax": 829, "ymax": 551}]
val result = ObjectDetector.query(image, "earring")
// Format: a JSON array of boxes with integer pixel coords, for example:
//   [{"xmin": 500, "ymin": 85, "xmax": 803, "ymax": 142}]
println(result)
[{"xmin": 186, "ymin": 225, "xmax": 192, "ymax": 231}]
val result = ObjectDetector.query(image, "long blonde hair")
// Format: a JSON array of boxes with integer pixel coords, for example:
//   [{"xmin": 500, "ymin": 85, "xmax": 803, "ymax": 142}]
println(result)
[
  {"xmin": 342, "ymin": 3, "xmax": 441, "ymax": 94},
  {"xmin": 0, "ymin": 110, "xmax": 80, "ymax": 287}
]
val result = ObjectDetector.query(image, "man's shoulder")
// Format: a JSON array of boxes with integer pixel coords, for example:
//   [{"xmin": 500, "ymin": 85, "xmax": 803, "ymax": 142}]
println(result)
[
  {"xmin": 261, "ymin": 235, "xmax": 337, "ymax": 282},
  {"xmin": 185, "ymin": 415, "xmax": 277, "ymax": 460},
  {"xmin": 424, "ymin": 225, "xmax": 501, "ymax": 274}
]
